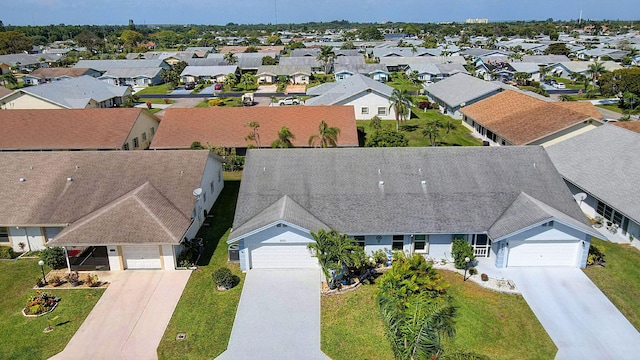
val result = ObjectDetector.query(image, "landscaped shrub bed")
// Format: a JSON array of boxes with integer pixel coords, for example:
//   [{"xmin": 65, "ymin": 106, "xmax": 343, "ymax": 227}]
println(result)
[
  {"xmin": 0, "ymin": 246, "xmax": 16, "ymax": 259},
  {"xmin": 23, "ymin": 291, "xmax": 60, "ymax": 316}
]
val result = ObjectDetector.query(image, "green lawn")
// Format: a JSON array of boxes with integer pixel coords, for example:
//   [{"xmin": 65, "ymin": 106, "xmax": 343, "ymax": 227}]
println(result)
[
  {"xmin": 157, "ymin": 176, "xmax": 244, "ymax": 359},
  {"xmin": 139, "ymin": 97, "xmax": 174, "ymax": 105},
  {"xmin": 440, "ymin": 271, "xmax": 557, "ymax": 359},
  {"xmin": 357, "ymin": 109, "xmax": 482, "ymax": 147},
  {"xmin": 584, "ymin": 238, "xmax": 640, "ymax": 330},
  {"xmin": 321, "ymin": 284, "xmax": 393, "ymax": 359},
  {"xmin": 596, "ymin": 104, "xmax": 639, "ymax": 115},
  {"xmin": 135, "ymin": 84, "xmax": 172, "ymax": 95},
  {"xmin": 387, "ymin": 73, "xmax": 421, "ymax": 92},
  {"xmin": 0, "ymin": 259, "xmax": 104, "ymax": 359},
  {"xmin": 195, "ymin": 98, "xmax": 243, "ymax": 108},
  {"xmin": 549, "ymin": 77, "xmax": 584, "ymax": 90}
]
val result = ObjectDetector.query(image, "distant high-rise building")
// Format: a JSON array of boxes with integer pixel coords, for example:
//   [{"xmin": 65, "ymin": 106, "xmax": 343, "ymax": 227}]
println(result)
[{"xmin": 466, "ymin": 18, "xmax": 489, "ymax": 24}]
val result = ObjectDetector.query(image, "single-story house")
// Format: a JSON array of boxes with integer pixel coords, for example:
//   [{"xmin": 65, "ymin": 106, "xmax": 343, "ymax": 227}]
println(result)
[
  {"xmin": 305, "ymin": 74, "xmax": 403, "ymax": 120},
  {"xmin": 278, "ymin": 57, "xmax": 324, "ymax": 73},
  {"xmin": 180, "ymin": 65, "xmax": 238, "ymax": 83},
  {"xmin": 227, "ymin": 147, "xmax": 598, "ymax": 271},
  {"xmin": 0, "ymin": 53, "xmax": 62, "ymax": 73},
  {"xmin": 424, "ymin": 73, "xmax": 504, "ymax": 118},
  {"xmin": 406, "ymin": 63, "xmax": 468, "ymax": 82},
  {"xmin": 0, "ymin": 108, "xmax": 159, "ymax": 151},
  {"xmin": 99, "ymin": 67, "xmax": 164, "ymax": 87},
  {"xmin": 0, "ymin": 150, "xmax": 223, "ymax": 270},
  {"xmin": 74, "ymin": 59, "xmax": 171, "ymax": 72},
  {"xmin": 149, "ymin": 106, "xmax": 359, "ymax": 154},
  {"xmin": 546, "ymin": 125, "xmax": 640, "ymax": 247},
  {"xmin": 576, "ymin": 48, "xmax": 629, "ymax": 61},
  {"xmin": 379, "ymin": 56, "xmax": 467, "ymax": 72},
  {"xmin": 206, "ymin": 53, "xmax": 275, "ymax": 73},
  {"xmin": 256, "ymin": 65, "xmax": 311, "ymax": 84},
  {"xmin": 522, "ymin": 55, "xmax": 570, "ymax": 65},
  {"xmin": 22, "ymin": 68, "xmax": 101, "ymax": 86},
  {"xmin": 460, "ymin": 90, "xmax": 602, "ymax": 146},
  {"xmin": 548, "ymin": 61, "xmax": 622, "ymax": 78},
  {"xmin": 0, "ymin": 76, "xmax": 132, "ymax": 109},
  {"xmin": 334, "ymin": 63, "xmax": 389, "ymax": 82}
]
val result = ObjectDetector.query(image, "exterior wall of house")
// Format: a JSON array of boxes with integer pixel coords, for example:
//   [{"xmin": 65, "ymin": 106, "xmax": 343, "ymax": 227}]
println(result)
[
  {"xmin": 371, "ymin": 72, "xmax": 389, "ymax": 82},
  {"xmin": 183, "ymin": 155, "xmax": 224, "ymax": 242},
  {"xmin": 335, "ymin": 72, "xmax": 353, "ymax": 81},
  {"xmin": 338, "ymin": 91, "xmax": 398, "ymax": 120},
  {"xmin": 426, "ymin": 234, "xmax": 454, "ymax": 260},
  {"xmin": 124, "ymin": 112, "xmax": 160, "ymax": 150},
  {"xmin": 162, "ymin": 245, "xmax": 176, "ymax": 271},
  {"xmin": 258, "ymin": 74, "xmax": 276, "ymax": 83},
  {"xmin": 107, "ymin": 245, "xmax": 123, "ymax": 270},
  {"xmin": 0, "ymin": 92, "xmax": 64, "ymax": 110},
  {"xmin": 292, "ymin": 74, "xmax": 310, "ymax": 84},
  {"xmin": 531, "ymin": 122, "xmax": 600, "ymax": 147},
  {"xmin": 238, "ymin": 224, "xmax": 316, "ymax": 271},
  {"xmin": 8, "ymin": 226, "xmax": 46, "ymax": 251}
]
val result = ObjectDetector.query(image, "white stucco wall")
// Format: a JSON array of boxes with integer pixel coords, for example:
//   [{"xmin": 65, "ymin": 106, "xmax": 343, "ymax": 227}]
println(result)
[
  {"xmin": 183, "ymin": 154, "xmax": 224, "ymax": 241},
  {"xmin": 238, "ymin": 223, "xmax": 316, "ymax": 270},
  {"xmin": 162, "ymin": 245, "xmax": 176, "ymax": 270},
  {"xmin": 337, "ymin": 91, "xmax": 398, "ymax": 120},
  {"xmin": 9, "ymin": 227, "xmax": 46, "ymax": 251},
  {"xmin": 125, "ymin": 112, "xmax": 160, "ymax": 150},
  {"xmin": 107, "ymin": 245, "xmax": 122, "ymax": 271},
  {"xmin": 1, "ymin": 92, "xmax": 64, "ymax": 109}
]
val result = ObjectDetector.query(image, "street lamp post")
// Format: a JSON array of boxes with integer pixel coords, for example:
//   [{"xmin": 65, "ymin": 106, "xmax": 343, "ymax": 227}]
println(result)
[
  {"xmin": 463, "ymin": 256, "xmax": 471, "ymax": 281},
  {"xmin": 38, "ymin": 260, "xmax": 46, "ymax": 284}
]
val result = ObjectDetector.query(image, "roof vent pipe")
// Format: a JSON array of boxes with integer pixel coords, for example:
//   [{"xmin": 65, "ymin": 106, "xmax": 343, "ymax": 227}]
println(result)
[
  {"xmin": 379, "ymin": 180, "xmax": 384, "ymax": 186},
  {"xmin": 19, "ymin": 178, "xmax": 26, "ymax": 182},
  {"xmin": 67, "ymin": 177, "xmax": 73, "ymax": 182}
]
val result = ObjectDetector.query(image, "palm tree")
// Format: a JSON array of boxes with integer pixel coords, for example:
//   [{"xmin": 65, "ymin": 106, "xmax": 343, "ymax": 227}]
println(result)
[
  {"xmin": 271, "ymin": 126, "xmax": 296, "ymax": 148},
  {"xmin": 569, "ymin": 72, "xmax": 588, "ymax": 92},
  {"xmin": 223, "ymin": 51, "xmax": 238, "ymax": 65},
  {"xmin": 316, "ymin": 45, "xmax": 335, "ymax": 74},
  {"xmin": 422, "ymin": 119, "xmax": 442, "ymax": 146},
  {"xmin": 539, "ymin": 65, "xmax": 551, "ymax": 82},
  {"xmin": 389, "ymin": 89, "xmax": 414, "ymax": 131},
  {"xmin": 308, "ymin": 120, "xmax": 340, "ymax": 148},
  {"xmin": 224, "ymin": 73, "xmax": 237, "ymax": 90},
  {"xmin": 586, "ymin": 61, "xmax": 607, "ymax": 91},
  {"xmin": 240, "ymin": 73, "xmax": 256, "ymax": 90},
  {"xmin": 244, "ymin": 121, "xmax": 261, "ymax": 148},
  {"xmin": 307, "ymin": 230, "xmax": 362, "ymax": 287},
  {"xmin": 407, "ymin": 70, "xmax": 421, "ymax": 86}
]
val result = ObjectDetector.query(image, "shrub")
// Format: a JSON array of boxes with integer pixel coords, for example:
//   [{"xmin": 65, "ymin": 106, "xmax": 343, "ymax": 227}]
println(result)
[
  {"xmin": 0, "ymin": 246, "xmax": 16, "ymax": 259},
  {"xmin": 418, "ymin": 101, "xmax": 431, "ymax": 110},
  {"xmin": 39, "ymin": 247, "xmax": 66, "ymax": 269},
  {"xmin": 84, "ymin": 274, "xmax": 99, "ymax": 287},
  {"xmin": 587, "ymin": 244, "xmax": 606, "ymax": 266},
  {"xmin": 452, "ymin": 239, "xmax": 475, "ymax": 270},
  {"xmin": 468, "ymin": 267, "xmax": 478, "ymax": 276},
  {"xmin": 212, "ymin": 267, "xmax": 236, "ymax": 290},
  {"xmin": 23, "ymin": 291, "xmax": 60, "ymax": 315},
  {"xmin": 372, "ymin": 249, "xmax": 389, "ymax": 266}
]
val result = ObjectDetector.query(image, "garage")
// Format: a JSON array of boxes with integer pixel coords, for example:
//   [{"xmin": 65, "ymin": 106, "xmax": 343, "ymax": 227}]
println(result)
[
  {"xmin": 122, "ymin": 246, "xmax": 162, "ymax": 269},
  {"xmin": 507, "ymin": 240, "xmax": 580, "ymax": 267},
  {"xmin": 250, "ymin": 244, "xmax": 318, "ymax": 269}
]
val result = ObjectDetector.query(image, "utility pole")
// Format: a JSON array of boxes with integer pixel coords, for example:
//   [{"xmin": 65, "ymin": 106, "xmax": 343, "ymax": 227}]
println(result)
[{"xmin": 579, "ymin": 10, "xmax": 583, "ymax": 25}]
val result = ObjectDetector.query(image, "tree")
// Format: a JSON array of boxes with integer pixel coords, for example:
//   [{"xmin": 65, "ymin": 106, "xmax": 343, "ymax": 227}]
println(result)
[
  {"xmin": 422, "ymin": 120, "xmax": 442, "ymax": 146},
  {"xmin": 366, "ymin": 128, "xmax": 409, "ymax": 147},
  {"xmin": 244, "ymin": 45, "xmax": 259, "ymax": 53},
  {"xmin": 245, "ymin": 121, "xmax": 261, "ymax": 148},
  {"xmin": 224, "ymin": 51, "xmax": 238, "ymax": 65},
  {"xmin": 265, "ymin": 35, "xmax": 282, "ymax": 45},
  {"xmin": 190, "ymin": 141, "xmax": 205, "ymax": 150},
  {"xmin": 224, "ymin": 73, "xmax": 238, "ymax": 90},
  {"xmin": 0, "ymin": 31, "xmax": 33, "ymax": 55},
  {"xmin": 359, "ymin": 26, "xmax": 383, "ymax": 41},
  {"xmin": 407, "ymin": 70, "xmax": 421, "ymax": 86},
  {"xmin": 308, "ymin": 120, "xmax": 340, "ymax": 148},
  {"xmin": 513, "ymin": 72, "xmax": 530, "ymax": 86},
  {"xmin": 120, "ymin": 29, "xmax": 144, "ymax": 47},
  {"xmin": 74, "ymin": 30, "xmax": 103, "ymax": 52},
  {"xmin": 316, "ymin": 45, "xmax": 335, "ymax": 74},
  {"xmin": 1, "ymin": 72, "xmax": 18, "ymax": 88},
  {"xmin": 389, "ymin": 89, "xmax": 414, "ymax": 131},
  {"xmin": 544, "ymin": 43, "xmax": 570, "ymax": 56},
  {"xmin": 240, "ymin": 73, "xmax": 256, "ymax": 89},
  {"xmin": 587, "ymin": 61, "xmax": 607, "ymax": 91},
  {"xmin": 452, "ymin": 239, "xmax": 475, "ymax": 269},
  {"xmin": 308, "ymin": 229, "xmax": 365, "ymax": 287},
  {"xmin": 262, "ymin": 55, "xmax": 276, "ymax": 65},
  {"xmin": 287, "ymin": 41, "xmax": 306, "ymax": 50},
  {"xmin": 569, "ymin": 72, "xmax": 589, "ymax": 92},
  {"xmin": 340, "ymin": 41, "xmax": 355, "ymax": 50},
  {"xmin": 271, "ymin": 126, "xmax": 296, "ymax": 148},
  {"xmin": 370, "ymin": 115, "xmax": 382, "ymax": 130},
  {"xmin": 622, "ymin": 91, "xmax": 639, "ymax": 110}
]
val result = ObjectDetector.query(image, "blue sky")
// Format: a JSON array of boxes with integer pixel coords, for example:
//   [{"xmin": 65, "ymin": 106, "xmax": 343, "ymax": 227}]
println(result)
[{"xmin": 3, "ymin": 0, "xmax": 639, "ymax": 26}]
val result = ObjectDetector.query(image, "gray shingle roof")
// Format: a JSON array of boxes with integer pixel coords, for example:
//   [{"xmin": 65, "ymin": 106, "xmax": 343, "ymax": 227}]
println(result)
[
  {"xmin": 305, "ymin": 74, "xmax": 393, "ymax": 106},
  {"xmin": 425, "ymin": 73, "xmax": 502, "ymax": 108},
  {"xmin": 74, "ymin": 59, "xmax": 168, "ymax": 70},
  {"xmin": 278, "ymin": 57, "xmax": 323, "ymax": 67},
  {"xmin": 17, "ymin": 76, "xmax": 130, "ymax": 108},
  {"xmin": 333, "ymin": 63, "xmax": 388, "ymax": 75},
  {"xmin": 100, "ymin": 67, "xmax": 163, "ymax": 79},
  {"xmin": 256, "ymin": 65, "xmax": 311, "ymax": 76},
  {"xmin": 546, "ymin": 125, "xmax": 640, "ymax": 223},
  {"xmin": 230, "ymin": 147, "xmax": 590, "ymax": 240},
  {"xmin": 180, "ymin": 65, "xmax": 238, "ymax": 76}
]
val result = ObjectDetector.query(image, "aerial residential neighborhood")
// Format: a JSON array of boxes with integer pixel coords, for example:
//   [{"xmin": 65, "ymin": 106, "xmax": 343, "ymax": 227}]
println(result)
[{"xmin": 1, "ymin": 4, "xmax": 640, "ymax": 359}]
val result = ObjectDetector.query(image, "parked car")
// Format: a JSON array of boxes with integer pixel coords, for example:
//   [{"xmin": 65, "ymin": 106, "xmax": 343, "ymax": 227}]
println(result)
[
  {"xmin": 242, "ymin": 93, "xmax": 254, "ymax": 106},
  {"xmin": 553, "ymin": 82, "xmax": 566, "ymax": 89},
  {"xmin": 278, "ymin": 97, "xmax": 300, "ymax": 106},
  {"xmin": 213, "ymin": 83, "xmax": 223, "ymax": 91},
  {"xmin": 184, "ymin": 82, "xmax": 196, "ymax": 90}
]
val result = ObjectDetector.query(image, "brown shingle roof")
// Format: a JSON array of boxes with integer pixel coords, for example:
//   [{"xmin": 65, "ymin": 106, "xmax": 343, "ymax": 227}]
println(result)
[
  {"xmin": 28, "ymin": 67, "xmax": 95, "ymax": 79},
  {"xmin": 0, "ymin": 108, "xmax": 158, "ymax": 150},
  {"xmin": 0, "ymin": 86, "xmax": 12, "ymax": 98},
  {"xmin": 218, "ymin": 46, "xmax": 285, "ymax": 54},
  {"xmin": 150, "ymin": 106, "xmax": 359, "ymax": 149},
  {"xmin": 613, "ymin": 121, "xmax": 640, "ymax": 134},
  {"xmin": 0, "ymin": 151, "xmax": 211, "ymax": 240},
  {"xmin": 460, "ymin": 90, "xmax": 595, "ymax": 145},
  {"xmin": 554, "ymin": 101, "xmax": 603, "ymax": 120}
]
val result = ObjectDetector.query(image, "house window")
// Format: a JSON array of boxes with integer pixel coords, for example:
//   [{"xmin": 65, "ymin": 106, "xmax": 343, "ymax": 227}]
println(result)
[
  {"xmin": 301, "ymin": 76, "xmax": 307, "ymax": 81},
  {"xmin": 210, "ymin": 181, "xmax": 214, "ymax": 193},
  {"xmin": 392, "ymin": 235, "xmax": 404, "ymax": 250},
  {"xmin": 203, "ymin": 192, "xmax": 207, "ymax": 203},
  {"xmin": 150, "ymin": 127, "xmax": 155, "ymax": 135},
  {"xmin": 133, "ymin": 137, "xmax": 139, "ymax": 149},
  {"xmin": 218, "ymin": 169, "xmax": 222, "ymax": 182},
  {"xmin": 123, "ymin": 143, "xmax": 130, "ymax": 150},
  {"xmin": 361, "ymin": 107, "xmax": 369, "ymax": 115},
  {"xmin": 542, "ymin": 221, "xmax": 554, "ymax": 227},
  {"xmin": 0, "ymin": 227, "xmax": 9, "ymax": 243},
  {"xmin": 413, "ymin": 235, "xmax": 428, "ymax": 253},
  {"xmin": 378, "ymin": 107, "xmax": 387, "ymax": 116},
  {"xmin": 142, "ymin": 132, "xmax": 147, "ymax": 141},
  {"xmin": 353, "ymin": 236, "xmax": 365, "ymax": 248},
  {"xmin": 452, "ymin": 234, "xmax": 467, "ymax": 242}
]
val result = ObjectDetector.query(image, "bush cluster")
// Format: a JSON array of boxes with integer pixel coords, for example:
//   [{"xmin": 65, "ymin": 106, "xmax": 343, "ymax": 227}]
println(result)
[{"xmin": 0, "ymin": 246, "xmax": 16, "ymax": 259}]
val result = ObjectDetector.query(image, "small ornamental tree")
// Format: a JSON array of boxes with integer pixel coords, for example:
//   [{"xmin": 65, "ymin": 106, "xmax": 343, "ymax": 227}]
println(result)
[
  {"xmin": 212, "ymin": 267, "xmax": 236, "ymax": 290},
  {"xmin": 40, "ymin": 247, "xmax": 66, "ymax": 269},
  {"xmin": 452, "ymin": 239, "xmax": 475, "ymax": 270}
]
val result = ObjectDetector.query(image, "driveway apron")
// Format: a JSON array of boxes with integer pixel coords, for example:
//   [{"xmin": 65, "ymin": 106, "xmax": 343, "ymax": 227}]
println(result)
[
  {"xmin": 216, "ymin": 269, "xmax": 330, "ymax": 360},
  {"xmin": 507, "ymin": 268, "xmax": 640, "ymax": 360},
  {"xmin": 49, "ymin": 270, "xmax": 191, "ymax": 360}
]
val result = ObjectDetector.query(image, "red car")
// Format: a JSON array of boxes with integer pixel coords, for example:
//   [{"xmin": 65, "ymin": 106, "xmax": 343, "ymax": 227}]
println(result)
[{"xmin": 214, "ymin": 83, "xmax": 223, "ymax": 90}]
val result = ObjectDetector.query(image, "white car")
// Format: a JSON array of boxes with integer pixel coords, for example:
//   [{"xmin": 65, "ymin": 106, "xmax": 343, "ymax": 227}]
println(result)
[
  {"xmin": 278, "ymin": 97, "xmax": 300, "ymax": 106},
  {"xmin": 553, "ymin": 82, "xmax": 566, "ymax": 89}
]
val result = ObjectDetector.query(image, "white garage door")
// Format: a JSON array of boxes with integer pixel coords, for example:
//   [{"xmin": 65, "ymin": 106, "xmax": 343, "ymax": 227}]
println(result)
[
  {"xmin": 250, "ymin": 244, "xmax": 318, "ymax": 269},
  {"xmin": 507, "ymin": 240, "xmax": 580, "ymax": 267},
  {"xmin": 122, "ymin": 246, "xmax": 162, "ymax": 269}
]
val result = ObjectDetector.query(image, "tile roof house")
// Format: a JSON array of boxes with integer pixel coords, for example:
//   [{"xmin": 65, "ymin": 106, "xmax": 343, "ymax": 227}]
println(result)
[
  {"xmin": 460, "ymin": 90, "xmax": 602, "ymax": 146},
  {"xmin": 149, "ymin": 106, "xmax": 359, "ymax": 153},
  {"xmin": 22, "ymin": 68, "xmax": 101, "ymax": 86},
  {"xmin": 228, "ymin": 147, "xmax": 597, "ymax": 271},
  {"xmin": 546, "ymin": 125, "xmax": 640, "ymax": 247},
  {"xmin": 0, "ymin": 150, "xmax": 224, "ymax": 270},
  {"xmin": 0, "ymin": 108, "xmax": 160, "ymax": 151},
  {"xmin": 424, "ymin": 73, "xmax": 504, "ymax": 118},
  {"xmin": 305, "ymin": 74, "xmax": 400, "ymax": 120},
  {"xmin": 613, "ymin": 121, "xmax": 640, "ymax": 134},
  {"xmin": 0, "ymin": 76, "xmax": 132, "ymax": 109}
]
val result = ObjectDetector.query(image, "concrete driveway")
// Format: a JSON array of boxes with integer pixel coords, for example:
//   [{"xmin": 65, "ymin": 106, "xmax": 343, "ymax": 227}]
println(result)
[
  {"xmin": 506, "ymin": 268, "xmax": 640, "ymax": 359},
  {"xmin": 50, "ymin": 270, "xmax": 191, "ymax": 360},
  {"xmin": 216, "ymin": 269, "xmax": 329, "ymax": 360}
]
